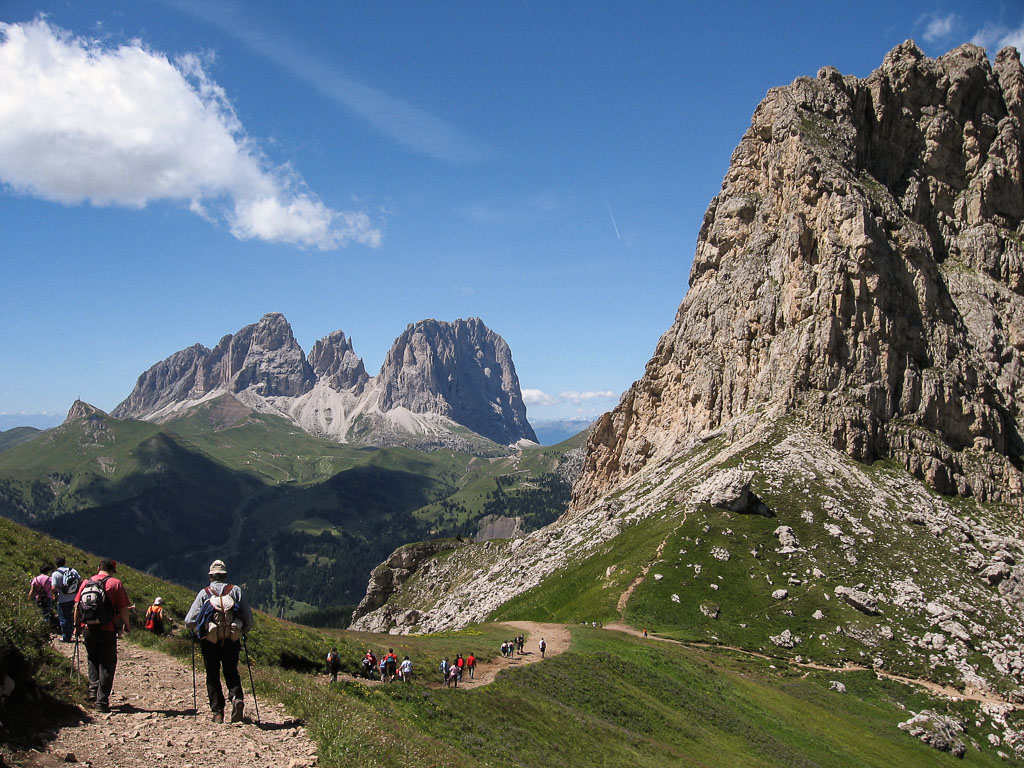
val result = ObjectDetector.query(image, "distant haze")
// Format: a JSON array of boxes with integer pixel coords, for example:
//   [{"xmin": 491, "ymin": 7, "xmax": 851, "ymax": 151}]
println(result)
[
  {"xmin": 0, "ymin": 412, "xmax": 62, "ymax": 431},
  {"xmin": 531, "ymin": 419, "xmax": 594, "ymax": 446}
]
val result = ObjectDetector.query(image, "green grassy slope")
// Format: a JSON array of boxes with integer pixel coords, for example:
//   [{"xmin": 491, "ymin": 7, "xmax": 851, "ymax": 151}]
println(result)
[
  {"xmin": 0, "ymin": 426, "xmax": 42, "ymax": 453},
  {"xmin": 2, "ymin": 517, "xmax": 1017, "ymax": 767},
  {"xmin": 0, "ymin": 405, "xmax": 579, "ymax": 617}
]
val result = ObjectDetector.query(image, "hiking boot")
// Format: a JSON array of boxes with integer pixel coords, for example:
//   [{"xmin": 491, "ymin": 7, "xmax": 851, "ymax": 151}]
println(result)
[
  {"xmin": 230, "ymin": 700, "xmax": 244, "ymax": 723},
  {"xmin": 97, "ymin": 702, "xmax": 110, "ymax": 713},
  {"xmin": 211, "ymin": 711, "xmax": 224, "ymax": 724}
]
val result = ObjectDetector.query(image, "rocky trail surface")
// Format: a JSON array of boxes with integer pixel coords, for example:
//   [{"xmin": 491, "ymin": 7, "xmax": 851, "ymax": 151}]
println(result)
[
  {"xmin": 25, "ymin": 622, "xmax": 572, "ymax": 767},
  {"xmin": 26, "ymin": 639, "xmax": 316, "ymax": 768}
]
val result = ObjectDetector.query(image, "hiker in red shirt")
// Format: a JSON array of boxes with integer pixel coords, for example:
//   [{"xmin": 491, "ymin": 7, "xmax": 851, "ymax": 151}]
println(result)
[
  {"xmin": 455, "ymin": 653, "xmax": 465, "ymax": 682},
  {"xmin": 466, "ymin": 653, "xmax": 476, "ymax": 680},
  {"xmin": 73, "ymin": 558, "xmax": 132, "ymax": 712}
]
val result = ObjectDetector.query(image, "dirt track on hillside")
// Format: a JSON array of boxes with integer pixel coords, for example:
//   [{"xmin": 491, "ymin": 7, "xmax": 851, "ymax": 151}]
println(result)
[
  {"xmin": 25, "ymin": 638, "xmax": 316, "ymax": 768},
  {"xmin": 332, "ymin": 621, "xmax": 571, "ymax": 689}
]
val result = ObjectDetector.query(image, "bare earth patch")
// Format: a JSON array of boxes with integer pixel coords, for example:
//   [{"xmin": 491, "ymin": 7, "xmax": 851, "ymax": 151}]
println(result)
[{"xmin": 27, "ymin": 639, "xmax": 317, "ymax": 768}]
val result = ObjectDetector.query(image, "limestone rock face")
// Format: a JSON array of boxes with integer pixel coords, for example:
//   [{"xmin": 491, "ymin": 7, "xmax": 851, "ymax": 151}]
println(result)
[
  {"xmin": 574, "ymin": 42, "xmax": 1024, "ymax": 508},
  {"xmin": 376, "ymin": 318, "xmax": 537, "ymax": 445},
  {"xmin": 112, "ymin": 313, "xmax": 536, "ymax": 450},
  {"xmin": 64, "ymin": 400, "xmax": 106, "ymax": 423},
  {"xmin": 113, "ymin": 313, "xmax": 315, "ymax": 417},
  {"xmin": 308, "ymin": 330, "xmax": 369, "ymax": 393}
]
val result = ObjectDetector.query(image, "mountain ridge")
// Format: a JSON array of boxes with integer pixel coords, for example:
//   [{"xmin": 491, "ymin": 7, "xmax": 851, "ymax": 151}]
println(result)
[{"xmin": 113, "ymin": 313, "xmax": 537, "ymax": 451}]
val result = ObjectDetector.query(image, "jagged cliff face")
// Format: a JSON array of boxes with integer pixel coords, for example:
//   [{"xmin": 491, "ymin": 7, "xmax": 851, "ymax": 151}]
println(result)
[
  {"xmin": 576, "ymin": 42, "xmax": 1024, "ymax": 509},
  {"xmin": 377, "ymin": 318, "xmax": 537, "ymax": 445},
  {"xmin": 113, "ymin": 313, "xmax": 314, "ymax": 419},
  {"xmin": 308, "ymin": 330, "xmax": 369, "ymax": 393},
  {"xmin": 113, "ymin": 314, "xmax": 536, "ymax": 450}
]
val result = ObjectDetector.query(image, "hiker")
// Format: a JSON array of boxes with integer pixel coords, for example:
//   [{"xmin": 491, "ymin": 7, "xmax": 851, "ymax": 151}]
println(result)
[
  {"xmin": 73, "ymin": 558, "xmax": 132, "ymax": 712},
  {"xmin": 184, "ymin": 559, "xmax": 254, "ymax": 724},
  {"xmin": 643, "ymin": 628, "xmax": 648, "ymax": 639},
  {"xmin": 326, "ymin": 648, "xmax": 342, "ymax": 683},
  {"xmin": 383, "ymin": 648, "xmax": 398, "ymax": 682},
  {"xmin": 455, "ymin": 653, "xmax": 465, "ymax": 679},
  {"xmin": 28, "ymin": 564, "xmax": 54, "ymax": 625},
  {"xmin": 500, "ymin": 641, "xmax": 507, "ymax": 658},
  {"xmin": 51, "ymin": 557, "xmax": 81, "ymax": 642},
  {"xmin": 144, "ymin": 597, "xmax": 165, "ymax": 634},
  {"xmin": 466, "ymin": 652, "xmax": 476, "ymax": 680},
  {"xmin": 440, "ymin": 657, "xmax": 450, "ymax": 684},
  {"xmin": 539, "ymin": 637, "xmax": 546, "ymax": 658},
  {"xmin": 399, "ymin": 655, "xmax": 412, "ymax": 682},
  {"xmin": 517, "ymin": 634, "xmax": 524, "ymax": 654},
  {"xmin": 362, "ymin": 650, "xmax": 377, "ymax": 679},
  {"xmin": 447, "ymin": 661, "xmax": 460, "ymax": 688}
]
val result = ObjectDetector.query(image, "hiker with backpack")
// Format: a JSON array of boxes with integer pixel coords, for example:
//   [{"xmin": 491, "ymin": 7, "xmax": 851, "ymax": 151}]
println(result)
[
  {"xmin": 440, "ymin": 657, "xmax": 450, "ymax": 684},
  {"xmin": 28, "ymin": 564, "xmax": 54, "ymax": 625},
  {"xmin": 539, "ymin": 637, "xmax": 546, "ymax": 658},
  {"xmin": 51, "ymin": 557, "xmax": 81, "ymax": 642},
  {"xmin": 326, "ymin": 648, "xmax": 342, "ymax": 683},
  {"xmin": 362, "ymin": 650, "xmax": 377, "ymax": 680},
  {"xmin": 73, "ymin": 558, "xmax": 132, "ymax": 713},
  {"xmin": 144, "ymin": 597, "xmax": 165, "ymax": 635},
  {"xmin": 184, "ymin": 559, "xmax": 254, "ymax": 724},
  {"xmin": 399, "ymin": 655, "xmax": 412, "ymax": 682}
]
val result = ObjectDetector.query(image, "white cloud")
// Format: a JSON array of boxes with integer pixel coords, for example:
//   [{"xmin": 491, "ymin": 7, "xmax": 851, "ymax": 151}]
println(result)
[
  {"xmin": 522, "ymin": 388, "xmax": 617, "ymax": 407},
  {"xmin": 0, "ymin": 19, "xmax": 380, "ymax": 249},
  {"xmin": 971, "ymin": 19, "xmax": 1024, "ymax": 52},
  {"xmin": 522, "ymin": 388, "xmax": 561, "ymax": 406},
  {"xmin": 165, "ymin": 0, "xmax": 489, "ymax": 164},
  {"xmin": 560, "ymin": 390, "xmax": 617, "ymax": 404},
  {"xmin": 920, "ymin": 12, "xmax": 958, "ymax": 43}
]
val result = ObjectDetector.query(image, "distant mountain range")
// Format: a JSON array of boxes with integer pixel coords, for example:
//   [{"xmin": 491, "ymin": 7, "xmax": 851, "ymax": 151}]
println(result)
[{"xmin": 113, "ymin": 313, "xmax": 538, "ymax": 451}]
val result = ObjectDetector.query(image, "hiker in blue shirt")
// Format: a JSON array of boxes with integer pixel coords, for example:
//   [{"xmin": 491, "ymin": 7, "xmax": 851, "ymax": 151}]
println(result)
[
  {"xmin": 50, "ymin": 557, "xmax": 81, "ymax": 642},
  {"xmin": 184, "ymin": 559, "xmax": 254, "ymax": 724}
]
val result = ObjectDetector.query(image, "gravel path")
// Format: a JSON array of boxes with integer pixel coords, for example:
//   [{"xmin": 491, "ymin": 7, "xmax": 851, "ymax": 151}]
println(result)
[{"xmin": 26, "ymin": 638, "xmax": 317, "ymax": 768}]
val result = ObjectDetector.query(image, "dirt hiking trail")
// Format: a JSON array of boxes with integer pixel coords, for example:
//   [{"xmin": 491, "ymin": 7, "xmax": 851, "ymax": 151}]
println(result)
[
  {"xmin": 28, "ymin": 639, "xmax": 316, "ymax": 768},
  {"xmin": 333, "ymin": 621, "xmax": 571, "ymax": 689},
  {"xmin": 610, "ymin": 564, "xmax": 1023, "ymax": 712}
]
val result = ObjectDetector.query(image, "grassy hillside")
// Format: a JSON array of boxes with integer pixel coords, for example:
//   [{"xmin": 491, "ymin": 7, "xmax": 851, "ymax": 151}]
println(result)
[
  {"xmin": 2, "ymin": 516, "xmax": 1017, "ymax": 766},
  {"xmin": 0, "ymin": 426, "xmax": 41, "ymax": 453},
  {"xmin": 0, "ymin": 404, "xmax": 580, "ymax": 617}
]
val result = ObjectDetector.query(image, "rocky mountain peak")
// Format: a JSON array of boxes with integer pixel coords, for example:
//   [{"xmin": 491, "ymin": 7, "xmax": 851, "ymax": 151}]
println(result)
[
  {"xmin": 308, "ymin": 330, "xmax": 369, "ymax": 393},
  {"xmin": 377, "ymin": 317, "xmax": 537, "ymax": 445},
  {"xmin": 210, "ymin": 312, "xmax": 316, "ymax": 399},
  {"xmin": 65, "ymin": 400, "xmax": 106, "ymax": 422},
  {"xmin": 574, "ymin": 41, "xmax": 1024, "ymax": 508}
]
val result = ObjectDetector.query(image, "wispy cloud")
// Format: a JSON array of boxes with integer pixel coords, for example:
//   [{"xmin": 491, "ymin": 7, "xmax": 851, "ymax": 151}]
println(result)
[
  {"xmin": 461, "ymin": 191, "xmax": 563, "ymax": 224},
  {"xmin": 164, "ymin": 0, "xmax": 490, "ymax": 164},
  {"xmin": 971, "ymin": 18, "xmax": 1024, "ymax": 52},
  {"xmin": 0, "ymin": 19, "xmax": 380, "ymax": 249},
  {"xmin": 522, "ymin": 389, "xmax": 617, "ymax": 407},
  {"xmin": 918, "ymin": 12, "xmax": 958, "ymax": 44}
]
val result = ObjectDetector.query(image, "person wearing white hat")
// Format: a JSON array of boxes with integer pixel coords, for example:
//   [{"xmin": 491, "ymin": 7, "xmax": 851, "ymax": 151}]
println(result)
[
  {"xmin": 184, "ymin": 559, "xmax": 254, "ymax": 723},
  {"xmin": 144, "ymin": 596, "xmax": 165, "ymax": 634}
]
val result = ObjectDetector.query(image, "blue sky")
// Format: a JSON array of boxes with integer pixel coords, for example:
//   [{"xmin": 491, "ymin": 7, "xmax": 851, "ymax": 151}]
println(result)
[{"xmin": 2, "ymin": 1, "xmax": 1023, "ymax": 429}]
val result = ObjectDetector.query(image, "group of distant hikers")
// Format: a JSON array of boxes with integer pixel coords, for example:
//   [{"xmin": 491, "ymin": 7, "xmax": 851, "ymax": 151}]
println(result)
[
  {"xmin": 335, "ymin": 634, "xmax": 547, "ymax": 689},
  {"xmin": 28, "ymin": 556, "xmax": 254, "ymax": 724}
]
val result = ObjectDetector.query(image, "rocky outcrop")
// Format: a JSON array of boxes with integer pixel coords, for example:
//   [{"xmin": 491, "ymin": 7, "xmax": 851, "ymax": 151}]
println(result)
[
  {"xmin": 376, "ymin": 318, "xmax": 537, "ymax": 445},
  {"xmin": 574, "ymin": 42, "xmax": 1024, "ymax": 508},
  {"xmin": 690, "ymin": 468, "xmax": 771, "ymax": 514},
  {"xmin": 308, "ymin": 330, "xmax": 369, "ymax": 393},
  {"xmin": 113, "ymin": 313, "xmax": 315, "ymax": 418},
  {"xmin": 64, "ymin": 400, "xmax": 106, "ymax": 422},
  {"xmin": 350, "ymin": 539, "xmax": 467, "ymax": 630},
  {"xmin": 112, "ymin": 314, "xmax": 536, "ymax": 450}
]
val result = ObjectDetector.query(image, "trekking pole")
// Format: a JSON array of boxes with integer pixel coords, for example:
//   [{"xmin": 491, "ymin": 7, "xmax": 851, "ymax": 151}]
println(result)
[
  {"xmin": 242, "ymin": 635, "xmax": 260, "ymax": 725},
  {"xmin": 191, "ymin": 634, "xmax": 197, "ymax": 719},
  {"xmin": 71, "ymin": 634, "xmax": 79, "ymax": 680}
]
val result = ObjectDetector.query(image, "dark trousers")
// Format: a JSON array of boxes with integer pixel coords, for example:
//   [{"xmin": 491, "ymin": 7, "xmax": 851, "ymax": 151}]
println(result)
[
  {"xmin": 57, "ymin": 600, "xmax": 75, "ymax": 641},
  {"xmin": 200, "ymin": 639, "xmax": 243, "ymax": 714},
  {"xmin": 83, "ymin": 629, "xmax": 117, "ymax": 706}
]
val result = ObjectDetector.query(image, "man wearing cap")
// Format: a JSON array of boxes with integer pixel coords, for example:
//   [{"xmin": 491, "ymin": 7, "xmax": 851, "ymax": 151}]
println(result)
[
  {"xmin": 184, "ymin": 559, "xmax": 254, "ymax": 724},
  {"xmin": 73, "ymin": 558, "xmax": 132, "ymax": 713}
]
